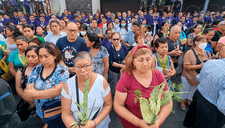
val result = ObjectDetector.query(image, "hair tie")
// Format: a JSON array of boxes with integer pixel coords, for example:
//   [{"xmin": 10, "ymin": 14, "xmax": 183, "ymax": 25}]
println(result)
[{"xmin": 132, "ymin": 45, "xmax": 151, "ymax": 56}]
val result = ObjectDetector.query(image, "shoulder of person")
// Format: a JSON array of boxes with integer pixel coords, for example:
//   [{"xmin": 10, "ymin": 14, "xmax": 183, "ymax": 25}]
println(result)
[
  {"xmin": 167, "ymin": 55, "xmax": 172, "ymax": 60},
  {"xmin": 57, "ymin": 64, "xmax": 69, "ymax": 72},
  {"xmin": 0, "ymin": 41, "xmax": 6, "ymax": 45},
  {"xmin": 121, "ymin": 71, "xmax": 132, "ymax": 80},
  {"xmin": 184, "ymin": 49, "xmax": 194, "ymax": 56},
  {"xmin": 60, "ymin": 31, "xmax": 67, "ymax": 35},
  {"xmin": 30, "ymin": 64, "xmax": 42, "ymax": 74},
  {"xmin": 57, "ymin": 36, "xmax": 67, "ymax": 42},
  {"xmin": 121, "ymin": 43, "xmax": 127, "ymax": 49},
  {"xmin": 107, "ymin": 45, "xmax": 113, "ymax": 52},
  {"xmin": 9, "ymin": 49, "xmax": 18, "ymax": 57},
  {"xmin": 153, "ymin": 53, "xmax": 157, "ymax": 58},
  {"xmin": 77, "ymin": 36, "xmax": 85, "ymax": 42}
]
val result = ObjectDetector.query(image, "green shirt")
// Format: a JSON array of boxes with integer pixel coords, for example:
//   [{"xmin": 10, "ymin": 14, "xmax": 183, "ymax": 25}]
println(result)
[
  {"xmin": 36, "ymin": 36, "xmax": 45, "ymax": 43},
  {"xmin": 27, "ymin": 36, "xmax": 45, "ymax": 43}
]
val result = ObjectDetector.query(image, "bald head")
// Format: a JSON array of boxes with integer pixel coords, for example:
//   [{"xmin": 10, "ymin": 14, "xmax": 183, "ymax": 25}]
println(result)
[
  {"xmin": 219, "ymin": 46, "xmax": 225, "ymax": 59},
  {"xmin": 66, "ymin": 22, "xmax": 79, "ymax": 42},
  {"xmin": 67, "ymin": 22, "xmax": 78, "ymax": 29}
]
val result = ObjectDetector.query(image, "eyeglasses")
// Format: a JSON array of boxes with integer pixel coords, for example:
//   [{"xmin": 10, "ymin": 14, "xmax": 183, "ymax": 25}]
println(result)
[
  {"xmin": 68, "ymin": 29, "xmax": 78, "ymax": 33},
  {"xmin": 113, "ymin": 38, "xmax": 120, "ymax": 41},
  {"xmin": 74, "ymin": 63, "xmax": 92, "ymax": 70}
]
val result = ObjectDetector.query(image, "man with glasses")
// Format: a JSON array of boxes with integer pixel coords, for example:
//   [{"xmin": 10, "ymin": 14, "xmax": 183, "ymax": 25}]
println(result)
[
  {"xmin": 87, "ymin": 18, "xmax": 103, "ymax": 38},
  {"xmin": 56, "ymin": 22, "xmax": 88, "ymax": 76}
]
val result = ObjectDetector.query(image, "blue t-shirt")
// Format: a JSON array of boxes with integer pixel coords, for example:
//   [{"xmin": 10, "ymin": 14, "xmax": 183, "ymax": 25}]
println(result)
[
  {"xmin": 205, "ymin": 43, "xmax": 213, "ymax": 54},
  {"xmin": 56, "ymin": 36, "xmax": 88, "ymax": 67},
  {"xmin": 107, "ymin": 44, "xmax": 128, "ymax": 73},
  {"xmin": 124, "ymin": 31, "xmax": 135, "ymax": 45}
]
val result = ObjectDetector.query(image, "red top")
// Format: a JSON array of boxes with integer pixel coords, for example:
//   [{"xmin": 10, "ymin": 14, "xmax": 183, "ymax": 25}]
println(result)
[
  {"xmin": 116, "ymin": 70, "xmax": 168, "ymax": 128},
  {"xmin": 213, "ymin": 27, "xmax": 219, "ymax": 31}
]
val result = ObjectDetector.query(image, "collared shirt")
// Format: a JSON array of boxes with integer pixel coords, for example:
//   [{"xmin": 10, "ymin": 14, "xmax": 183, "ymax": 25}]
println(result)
[
  {"xmin": 197, "ymin": 59, "xmax": 225, "ymax": 115},
  {"xmin": 87, "ymin": 27, "xmax": 102, "ymax": 35},
  {"xmin": 124, "ymin": 31, "xmax": 135, "ymax": 45},
  {"xmin": 44, "ymin": 31, "xmax": 67, "ymax": 45}
]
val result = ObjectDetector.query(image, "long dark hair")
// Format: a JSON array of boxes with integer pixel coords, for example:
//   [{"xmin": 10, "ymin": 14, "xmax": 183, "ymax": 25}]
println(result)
[
  {"xmin": 87, "ymin": 32, "xmax": 101, "ymax": 49},
  {"xmin": 5, "ymin": 24, "xmax": 22, "ymax": 39},
  {"xmin": 119, "ymin": 19, "xmax": 128, "ymax": 31}
]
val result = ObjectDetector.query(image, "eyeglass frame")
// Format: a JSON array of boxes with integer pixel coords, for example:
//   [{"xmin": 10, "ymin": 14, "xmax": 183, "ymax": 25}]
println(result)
[{"xmin": 74, "ymin": 63, "xmax": 92, "ymax": 70}]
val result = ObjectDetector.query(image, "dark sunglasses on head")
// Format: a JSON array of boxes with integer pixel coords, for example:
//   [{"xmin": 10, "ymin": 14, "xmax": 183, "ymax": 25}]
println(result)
[{"xmin": 113, "ymin": 38, "xmax": 120, "ymax": 41}]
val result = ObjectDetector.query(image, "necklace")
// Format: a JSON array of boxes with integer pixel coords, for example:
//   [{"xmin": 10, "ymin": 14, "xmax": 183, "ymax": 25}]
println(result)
[
  {"xmin": 91, "ymin": 49, "xmax": 98, "ymax": 57},
  {"xmin": 157, "ymin": 54, "xmax": 167, "ymax": 69}
]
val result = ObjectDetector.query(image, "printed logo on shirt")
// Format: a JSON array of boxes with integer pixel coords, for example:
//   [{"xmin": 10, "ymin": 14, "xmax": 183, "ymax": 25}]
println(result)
[{"xmin": 62, "ymin": 46, "xmax": 77, "ymax": 66}]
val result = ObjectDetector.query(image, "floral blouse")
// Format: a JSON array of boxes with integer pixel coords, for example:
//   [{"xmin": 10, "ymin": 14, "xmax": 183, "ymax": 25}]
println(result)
[
  {"xmin": 27, "ymin": 64, "xmax": 69, "ymax": 118},
  {"xmin": 89, "ymin": 46, "xmax": 109, "ymax": 76}
]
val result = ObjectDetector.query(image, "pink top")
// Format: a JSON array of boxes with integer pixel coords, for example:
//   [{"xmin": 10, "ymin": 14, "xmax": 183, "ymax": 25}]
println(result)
[
  {"xmin": 116, "ymin": 70, "xmax": 168, "ymax": 128},
  {"xmin": 218, "ymin": 36, "xmax": 225, "ymax": 45}
]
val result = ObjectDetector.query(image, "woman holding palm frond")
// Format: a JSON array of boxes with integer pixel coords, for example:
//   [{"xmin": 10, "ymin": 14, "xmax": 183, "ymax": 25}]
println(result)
[{"xmin": 61, "ymin": 51, "xmax": 112, "ymax": 128}]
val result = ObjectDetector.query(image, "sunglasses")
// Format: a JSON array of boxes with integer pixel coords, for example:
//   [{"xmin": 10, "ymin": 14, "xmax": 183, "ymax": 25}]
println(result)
[{"xmin": 113, "ymin": 38, "xmax": 120, "ymax": 41}]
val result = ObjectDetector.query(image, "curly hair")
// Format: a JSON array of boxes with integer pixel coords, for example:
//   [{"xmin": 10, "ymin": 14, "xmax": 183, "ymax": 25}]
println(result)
[{"xmin": 122, "ymin": 46, "xmax": 155, "ymax": 74}]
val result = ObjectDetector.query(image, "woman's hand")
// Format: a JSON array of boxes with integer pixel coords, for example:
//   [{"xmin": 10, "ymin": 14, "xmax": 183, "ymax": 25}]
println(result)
[
  {"xmin": 163, "ymin": 69, "xmax": 171, "ymax": 75},
  {"xmin": 24, "ymin": 84, "xmax": 35, "ymax": 98},
  {"xmin": 80, "ymin": 120, "xmax": 95, "ymax": 128},
  {"xmin": 149, "ymin": 123, "xmax": 160, "ymax": 128},
  {"xmin": 137, "ymin": 119, "xmax": 150, "ymax": 128},
  {"xmin": 3, "ymin": 51, "xmax": 10, "ymax": 56},
  {"xmin": 199, "ymin": 62, "xmax": 204, "ymax": 68}
]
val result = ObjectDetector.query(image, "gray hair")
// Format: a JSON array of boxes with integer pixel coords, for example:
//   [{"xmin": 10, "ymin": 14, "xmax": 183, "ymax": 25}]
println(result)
[
  {"xmin": 111, "ymin": 13, "xmax": 115, "ymax": 16},
  {"xmin": 170, "ymin": 25, "xmax": 181, "ymax": 33},
  {"xmin": 73, "ymin": 51, "xmax": 93, "ymax": 65},
  {"xmin": 219, "ymin": 21, "xmax": 225, "ymax": 25}
]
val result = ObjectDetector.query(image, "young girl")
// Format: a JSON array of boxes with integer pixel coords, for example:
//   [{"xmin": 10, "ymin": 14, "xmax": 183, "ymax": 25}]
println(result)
[
  {"xmin": 203, "ymin": 28, "xmax": 215, "ymax": 54},
  {"xmin": 153, "ymin": 37, "xmax": 176, "ymax": 91},
  {"xmin": 36, "ymin": 26, "xmax": 45, "ymax": 38},
  {"xmin": 23, "ymin": 24, "xmax": 45, "ymax": 43}
]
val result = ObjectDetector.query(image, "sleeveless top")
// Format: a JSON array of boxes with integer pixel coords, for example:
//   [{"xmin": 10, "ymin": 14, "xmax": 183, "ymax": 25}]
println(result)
[{"xmin": 61, "ymin": 74, "xmax": 111, "ymax": 128}]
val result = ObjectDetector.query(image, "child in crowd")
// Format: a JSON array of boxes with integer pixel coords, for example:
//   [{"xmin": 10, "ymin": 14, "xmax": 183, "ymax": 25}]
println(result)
[
  {"xmin": 98, "ymin": 16, "xmax": 108, "ymax": 33},
  {"xmin": 114, "ymin": 17, "xmax": 120, "ymax": 32},
  {"xmin": 37, "ymin": 16, "xmax": 48, "ymax": 29},
  {"xmin": 29, "ymin": 15, "xmax": 36, "ymax": 28},
  {"xmin": 153, "ymin": 37, "xmax": 176, "ymax": 91},
  {"xmin": 36, "ymin": 26, "xmax": 45, "ymax": 38}
]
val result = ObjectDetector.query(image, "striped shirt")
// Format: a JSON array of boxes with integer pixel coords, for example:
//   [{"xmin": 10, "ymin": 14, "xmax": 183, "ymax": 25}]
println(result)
[{"xmin": 197, "ymin": 58, "xmax": 225, "ymax": 115}]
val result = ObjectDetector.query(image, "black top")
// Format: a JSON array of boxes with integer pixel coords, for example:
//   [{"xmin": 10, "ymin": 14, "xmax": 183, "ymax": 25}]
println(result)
[
  {"xmin": 211, "ymin": 30, "xmax": 222, "ymax": 42},
  {"xmin": 20, "ymin": 66, "xmax": 28, "ymax": 90},
  {"xmin": 156, "ymin": 31, "xmax": 164, "ymax": 38}
]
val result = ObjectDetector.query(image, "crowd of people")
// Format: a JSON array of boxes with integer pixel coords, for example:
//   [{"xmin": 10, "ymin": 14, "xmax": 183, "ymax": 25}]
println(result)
[{"xmin": 0, "ymin": 6, "xmax": 225, "ymax": 128}]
